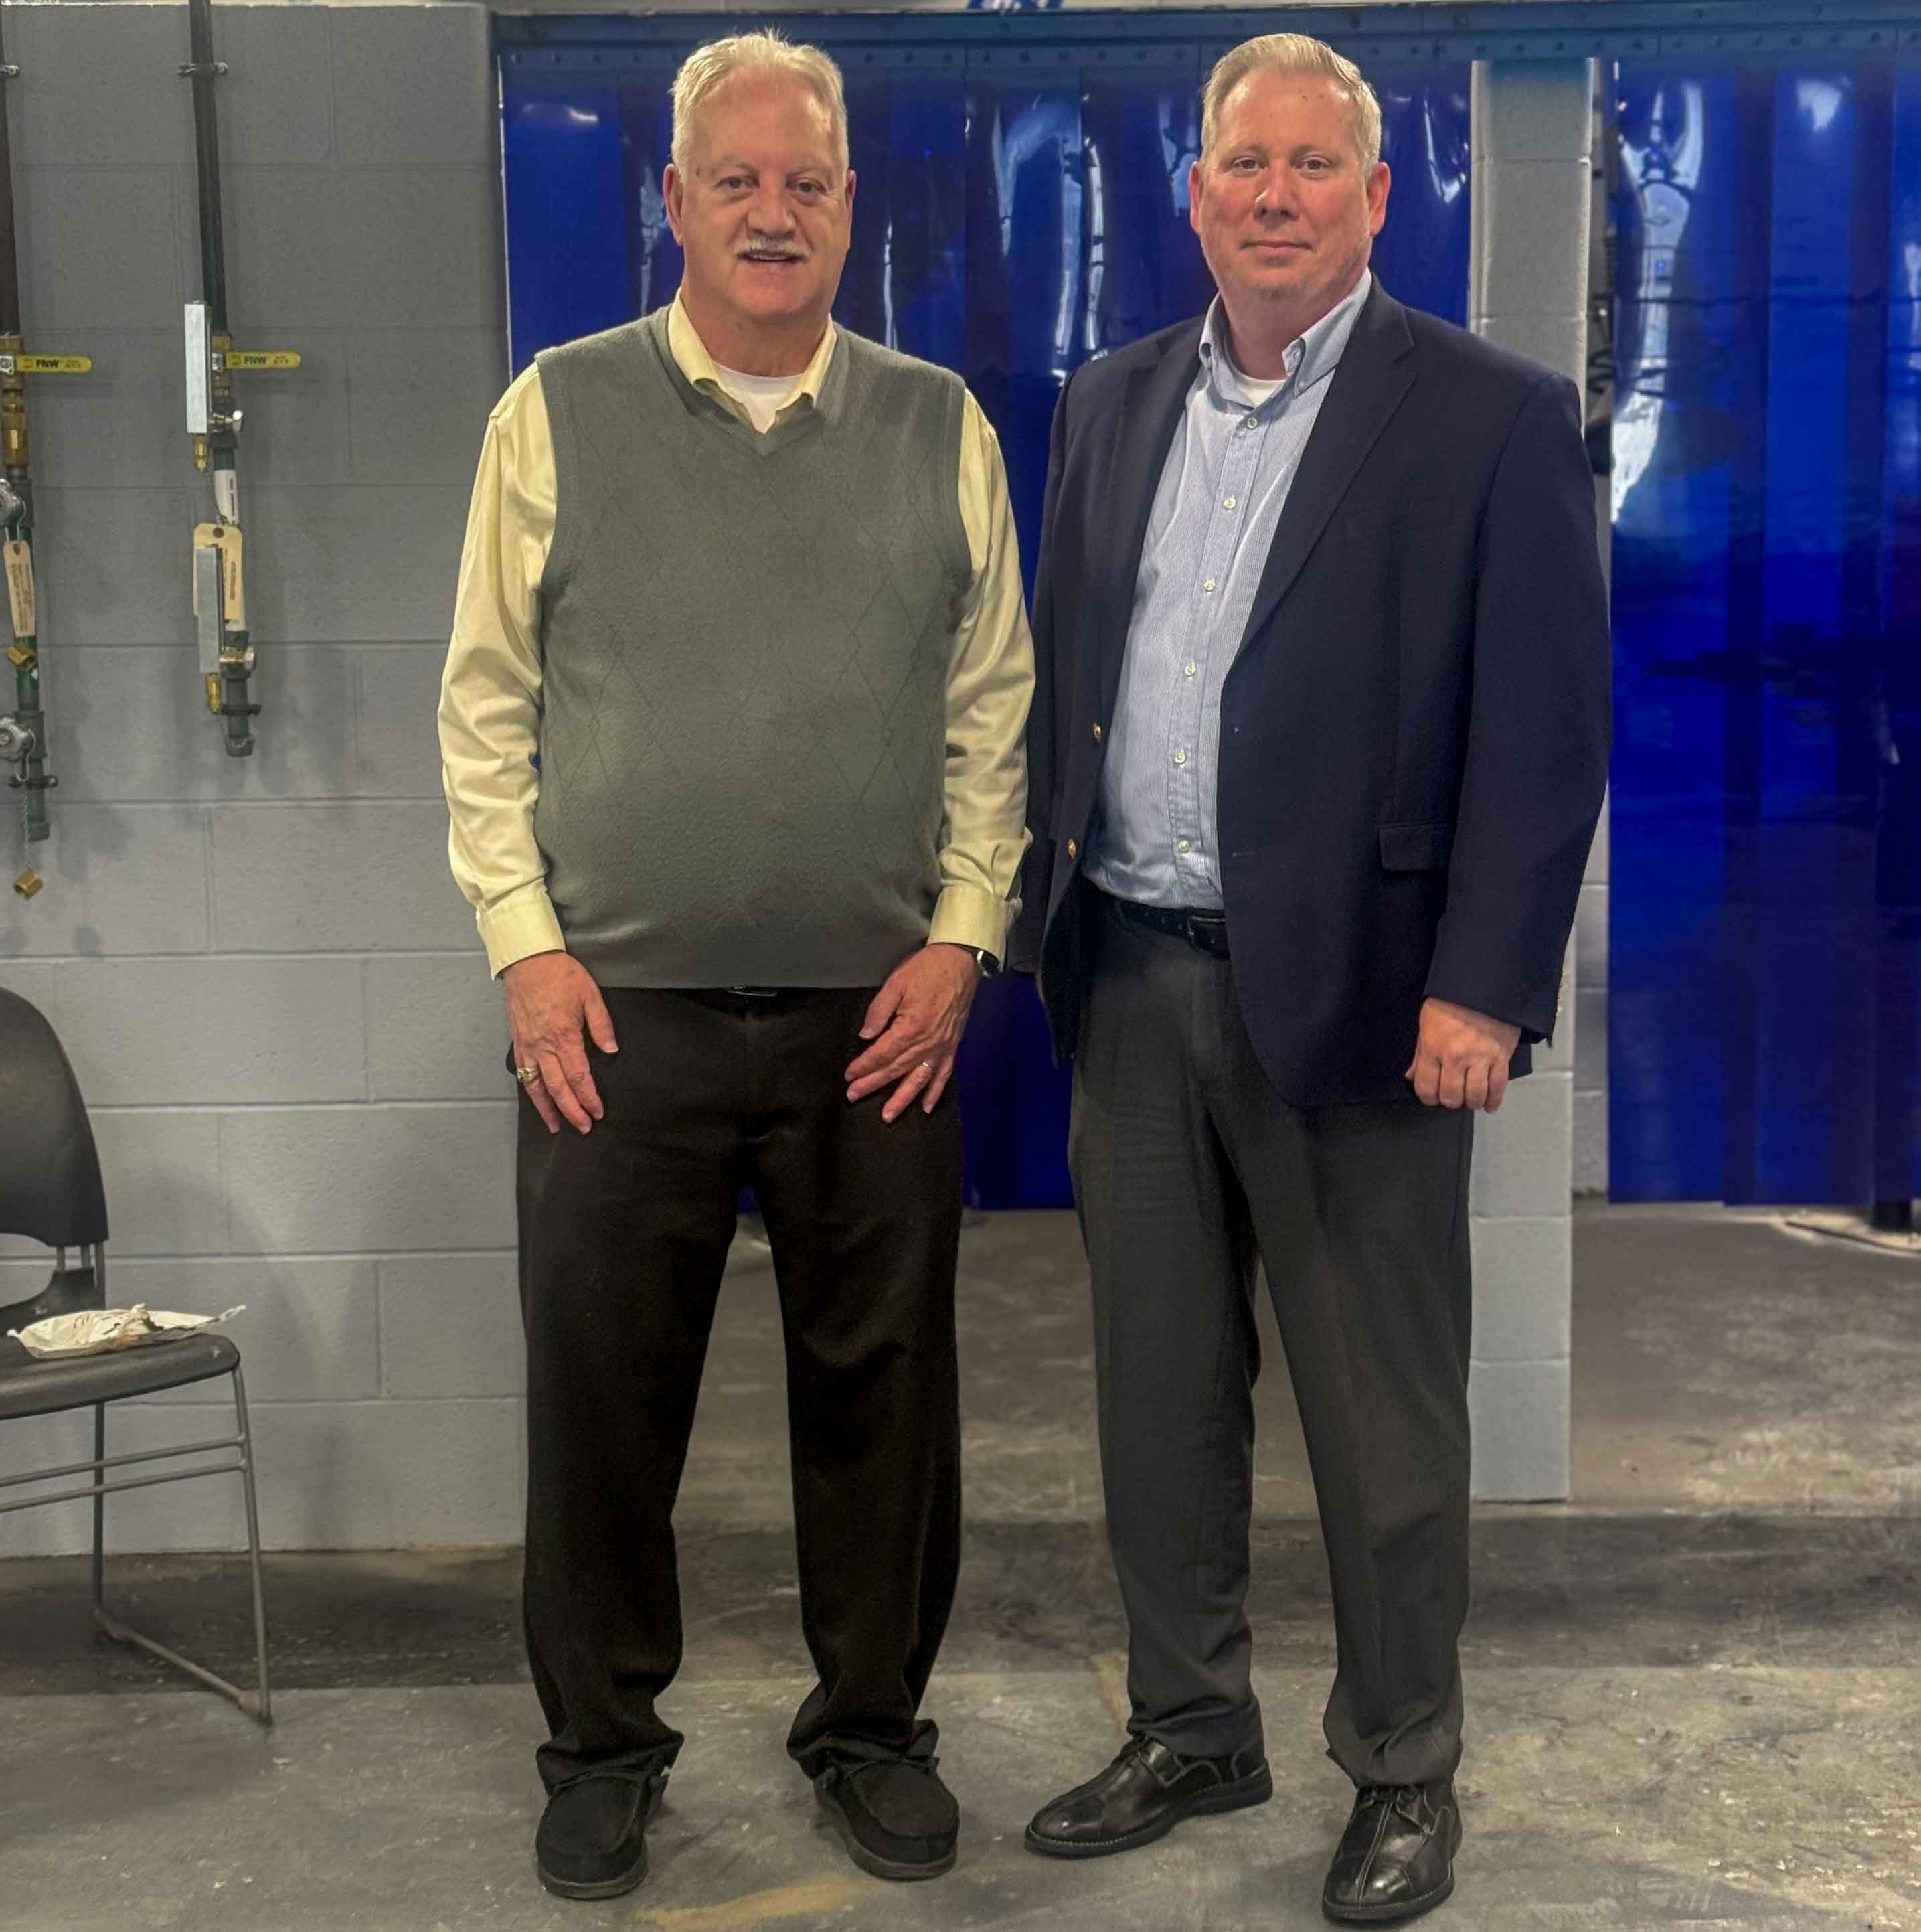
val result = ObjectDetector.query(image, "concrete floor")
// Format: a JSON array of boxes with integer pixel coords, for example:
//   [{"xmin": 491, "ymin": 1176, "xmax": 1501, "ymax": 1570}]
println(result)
[{"xmin": 3, "ymin": 1204, "xmax": 1919, "ymax": 1931}]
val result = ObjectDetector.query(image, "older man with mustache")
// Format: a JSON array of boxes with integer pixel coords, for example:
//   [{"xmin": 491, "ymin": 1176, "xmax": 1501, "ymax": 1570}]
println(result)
[{"xmin": 440, "ymin": 29, "xmax": 1031, "ymax": 1901}]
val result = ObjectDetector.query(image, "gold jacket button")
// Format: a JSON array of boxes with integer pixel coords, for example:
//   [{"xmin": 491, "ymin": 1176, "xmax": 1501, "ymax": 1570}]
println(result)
[
  {"xmin": 1092, "ymin": 722, "xmax": 1104, "ymax": 743},
  {"xmin": 1066, "ymin": 838, "xmax": 1079, "ymax": 860}
]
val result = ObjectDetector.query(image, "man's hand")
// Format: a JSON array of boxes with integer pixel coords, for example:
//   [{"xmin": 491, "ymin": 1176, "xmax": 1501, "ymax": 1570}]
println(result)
[
  {"xmin": 845, "ymin": 945, "xmax": 983, "ymax": 1123},
  {"xmin": 1405, "ymin": 997, "xmax": 1522, "ymax": 1112},
  {"xmin": 503, "ymin": 949, "xmax": 618, "ymax": 1135}
]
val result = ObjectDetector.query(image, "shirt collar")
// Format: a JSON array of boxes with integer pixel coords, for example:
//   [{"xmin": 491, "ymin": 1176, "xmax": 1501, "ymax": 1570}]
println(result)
[
  {"xmin": 666, "ymin": 292, "xmax": 839, "ymax": 424},
  {"xmin": 1199, "ymin": 266, "xmax": 1372, "ymax": 408}
]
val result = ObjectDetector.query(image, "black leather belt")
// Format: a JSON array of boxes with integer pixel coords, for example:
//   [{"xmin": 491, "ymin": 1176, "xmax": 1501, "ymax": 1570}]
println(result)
[{"xmin": 1106, "ymin": 892, "xmax": 1232, "ymax": 960}]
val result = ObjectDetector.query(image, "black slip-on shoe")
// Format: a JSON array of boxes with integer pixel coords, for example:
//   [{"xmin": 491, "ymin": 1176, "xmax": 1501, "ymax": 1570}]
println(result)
[
  {"xmin": 813, "ymin": 1751, "xmax": 960, "ymax": 1880},
  {"xmin": 535, "ymin": 1769, "xmax": 666, "ymax": 1900},
  {"xmin": 1322, "ymin": 1777, "xmax": 1463, "ymax": 1924},
  {"xmin": 1025, "ymin": 1737, "xmax": 1273, "ymax": 1859}
]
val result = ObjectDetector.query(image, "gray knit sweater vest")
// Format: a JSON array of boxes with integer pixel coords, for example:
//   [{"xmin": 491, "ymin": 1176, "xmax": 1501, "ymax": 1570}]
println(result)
[{"xmin": 533, "ymin": 311, "xmax": 969, "ymax": 987}]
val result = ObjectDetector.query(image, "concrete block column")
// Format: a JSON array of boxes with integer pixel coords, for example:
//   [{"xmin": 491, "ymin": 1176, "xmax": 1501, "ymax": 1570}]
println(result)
[{"xmin": 1465, "ymin": 60, "xmax": 1595, "ymax": 1502}]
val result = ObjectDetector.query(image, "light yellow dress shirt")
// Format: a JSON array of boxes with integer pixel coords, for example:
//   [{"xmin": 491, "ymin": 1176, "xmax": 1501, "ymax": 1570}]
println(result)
[{"xmin": 440, "ymin": 297, "xmax": 1034, "ymax": 979}]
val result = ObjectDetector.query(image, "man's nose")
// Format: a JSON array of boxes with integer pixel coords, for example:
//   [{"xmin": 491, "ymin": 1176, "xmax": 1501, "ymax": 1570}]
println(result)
[
  {"xmin": 1254, "ymin": 169, "xmax": 1301, "ymax": 216},
  {"xmin": 748, "ymin": 182, "xmax": 796, "ymax": 232}
]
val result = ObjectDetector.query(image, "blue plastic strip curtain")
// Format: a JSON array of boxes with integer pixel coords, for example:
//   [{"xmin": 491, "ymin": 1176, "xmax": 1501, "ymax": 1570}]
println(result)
[
  {"xmin": 1611, "ymin": 57, "xmax": 1921, "ymax": 1204},
  {"xmin": 500, "ymin": 33, "xmax": 1471, "ymax": 1208}
]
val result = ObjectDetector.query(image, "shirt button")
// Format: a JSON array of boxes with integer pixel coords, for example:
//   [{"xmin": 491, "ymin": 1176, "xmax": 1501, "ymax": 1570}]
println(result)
[
  {"xmin": 1173, "ymin": 749, "xmax": 1188, "ymax": 767},
  {"xmin": 1242, "ymin": 414, "xmax": 1258, "ymax": 430},
  {"xmin": 1185, "ymin": 663, "xmax": 1198, "ymax": 678},
  {"xmin": 1202, "ymin": 578, "xmax": 1217, "ymax": 594},
  {"xmin": 1178, "ymin": 839, "xmax": 1193, "ymax": 855},
  {"xmin": 1222, "ymin": 495, "xmax": 1237, "ymax": 510}
]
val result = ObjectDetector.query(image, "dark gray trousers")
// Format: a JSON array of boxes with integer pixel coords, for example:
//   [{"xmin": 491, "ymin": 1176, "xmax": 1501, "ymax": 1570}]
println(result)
[{"xmin": 1068, "ymin": 890, "xmax": 1475, "ymax": 1789}]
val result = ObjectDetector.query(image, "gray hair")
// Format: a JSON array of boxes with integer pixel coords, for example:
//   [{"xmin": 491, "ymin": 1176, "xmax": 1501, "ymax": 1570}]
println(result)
[
  {"xmin": 669, "ymin": 29, "xmax": 849, "ymax": 177},
  {"xmin": 1200, "ymin": 33, "xmax": 1383, "ymax": 173}
]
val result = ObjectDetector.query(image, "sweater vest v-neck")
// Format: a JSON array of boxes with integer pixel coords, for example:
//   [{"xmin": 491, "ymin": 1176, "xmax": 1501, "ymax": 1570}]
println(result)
[{"xmin": 532, "ymin": 310, "xmax": 970, "ymax": 987}]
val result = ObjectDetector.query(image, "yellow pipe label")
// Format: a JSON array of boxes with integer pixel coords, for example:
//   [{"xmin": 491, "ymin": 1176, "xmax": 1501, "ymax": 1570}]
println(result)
[
  {"xmin": 16, "ymin": 355, "xmax": 90, "ymax": 374},
  {"xmin": 228, "ymin": 351, "xmax": 301, "ymax": 370},
  {"xmin": 3, "ymin": 540, "xmax": 33, "ymax": 641}
]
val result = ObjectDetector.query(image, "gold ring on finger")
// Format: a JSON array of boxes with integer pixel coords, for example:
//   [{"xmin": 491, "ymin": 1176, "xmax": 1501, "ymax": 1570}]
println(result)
[{"xmin": 515, "ymin": 1064, "xmax": 541, "ymax": 1085}]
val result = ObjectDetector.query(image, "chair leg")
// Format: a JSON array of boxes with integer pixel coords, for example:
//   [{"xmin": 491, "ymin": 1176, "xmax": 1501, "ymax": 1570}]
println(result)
[
  {"xmin": 90, "ymin": 1403, "xmax": 106, "ymax": 1613},
  {"xmin": 232, "ymin": 1364, "xmax": 273, "ymax": 1724},
  {"xmin": 88, "ymin": 1372, "xmax": 274, "ymax": 1726}
]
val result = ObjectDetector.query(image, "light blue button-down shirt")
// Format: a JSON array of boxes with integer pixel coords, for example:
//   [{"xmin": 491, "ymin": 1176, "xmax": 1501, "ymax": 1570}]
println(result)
[{"xmin": 1085, "ymin": 269, "xmax": 1372, "ymax": 910}]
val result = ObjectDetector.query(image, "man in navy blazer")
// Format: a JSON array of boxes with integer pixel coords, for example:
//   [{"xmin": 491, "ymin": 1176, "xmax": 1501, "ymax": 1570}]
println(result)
[{"xmin": 1013, "ymin": 32, "xmax": 1610, "ymax": 1924}]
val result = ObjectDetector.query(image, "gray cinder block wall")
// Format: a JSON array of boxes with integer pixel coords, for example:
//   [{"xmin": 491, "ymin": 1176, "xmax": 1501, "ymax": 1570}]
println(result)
[
  {"xmin": 1574, "ymin": 83, "xmax": 1611, "ymax": 1199},
  {"xmin": 0, "ymin": 2, "xmax": 521, "ymax": 1554},
  {"xmin": 1464, "ymin": 59, "xmax": 1596, "ymax": 1502},
  {"xmin": 1574, "ymin": 761, "xmax": 1610, "ymax": 1199}
]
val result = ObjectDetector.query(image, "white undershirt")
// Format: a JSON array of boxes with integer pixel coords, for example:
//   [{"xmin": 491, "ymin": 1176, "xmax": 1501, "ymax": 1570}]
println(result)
[{"xmin": 711, "ymin": 361, "xmax": 803, "ymax": 433}]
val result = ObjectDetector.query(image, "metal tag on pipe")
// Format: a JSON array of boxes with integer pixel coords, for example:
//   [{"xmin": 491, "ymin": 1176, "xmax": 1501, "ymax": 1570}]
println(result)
[
  {"xmin": 193, "ymin": 542, "xmax": 223, "ymax": 675},
  {"xmin": 184, "ymin": 301, "xmax": 211, "ymax": 436},
  {"xmin": 3, "ymin": 537, "xmax": 32, "ymax": 639}
]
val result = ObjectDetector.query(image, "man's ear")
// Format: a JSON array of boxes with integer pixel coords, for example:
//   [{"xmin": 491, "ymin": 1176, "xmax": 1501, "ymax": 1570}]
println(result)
[
  {"xmin": 664, "ymin": 163, "xmax": 687, "ymax": 245},
  {"xmin": 1366, "ymin": 160, "xmax": 1392, "ymax": 238}
]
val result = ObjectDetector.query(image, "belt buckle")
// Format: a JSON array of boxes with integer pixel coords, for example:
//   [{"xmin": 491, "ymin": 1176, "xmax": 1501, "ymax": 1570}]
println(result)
[{"xmin": 1184, "ymin": 912, "xmax": 1226, "ymax": 957}]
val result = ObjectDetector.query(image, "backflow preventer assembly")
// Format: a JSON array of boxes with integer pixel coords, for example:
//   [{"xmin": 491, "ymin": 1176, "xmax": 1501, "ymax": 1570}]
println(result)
[
  {"xmin": 181, "ymin": 0, "xmax": 297, "ymax": 758},
  {"xmin": 0, "ymin": 13, "xmax": 92, "ymax": 900}
]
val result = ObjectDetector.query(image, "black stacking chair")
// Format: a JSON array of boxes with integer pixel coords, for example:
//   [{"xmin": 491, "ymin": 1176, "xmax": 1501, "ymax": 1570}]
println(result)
[{"xmin": 0, "ymin": 986, "xmax": 271, "ymax": 1722}]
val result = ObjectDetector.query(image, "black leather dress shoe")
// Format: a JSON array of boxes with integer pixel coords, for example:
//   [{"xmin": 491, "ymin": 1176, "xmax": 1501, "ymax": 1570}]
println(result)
[
  {"xmin": 535, "ymin": 1769, "xmax": 666, "ymax": 1900},
  {"xmin": 1025, "ymin": 1737, "xmax": 1272, "ymax": 1858},
  {"xmin": 1321, "ymin": 1778, "xmax": 1463, "ymax": 1923}
]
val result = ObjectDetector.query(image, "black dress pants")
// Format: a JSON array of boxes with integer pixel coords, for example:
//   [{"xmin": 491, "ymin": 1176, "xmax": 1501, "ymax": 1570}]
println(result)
[
  {"xmin": 515, "ymin": 985, "xmax": 963, "ymax": 1791},
  {"xmin": 1068, "ymin": 892, "xmax": 1475, "ymax": 1789}
]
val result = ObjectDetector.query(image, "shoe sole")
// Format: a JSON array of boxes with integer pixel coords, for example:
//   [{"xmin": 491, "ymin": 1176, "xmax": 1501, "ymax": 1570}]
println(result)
[
  {"xmin": 815, "ymin": 1782, "xmax": 956, "ymax": 1882},
  {"xmin": 1025, "ymin": 1763, "xmax": 1274, "ymax": 1860},
  {"xmin": 1322, "ymin": 1870, "xmax": 1455, "ymax": 1924},
  {"xmin": 537, "ymin": 1856, "xmax": 649, "ymax": 1902}
]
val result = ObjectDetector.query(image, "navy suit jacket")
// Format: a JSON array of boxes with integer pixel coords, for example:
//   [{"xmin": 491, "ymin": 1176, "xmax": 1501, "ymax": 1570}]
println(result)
[{"xmin": 1009, "ymin": 278, "xmax": 1612, "ymax": 1107}]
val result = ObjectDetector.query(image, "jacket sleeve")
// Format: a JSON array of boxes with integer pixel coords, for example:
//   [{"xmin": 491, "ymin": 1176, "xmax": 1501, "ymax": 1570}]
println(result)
[
  {"xmin": 1007, "ymin": 368, "xmax": 1076, "ymax": 975},
  {"xmin": 1422, "ymin": 372, "xmax": 1612, "ymax": 1042}
]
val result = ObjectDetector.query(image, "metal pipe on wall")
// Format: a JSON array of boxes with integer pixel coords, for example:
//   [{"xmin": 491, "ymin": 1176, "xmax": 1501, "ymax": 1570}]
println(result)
[
  {"xmin": 0, "ymin": 10, "xmax": 91, "ymax": 898},
  {"xmin": 179, "ymin": 0, "xmax": 298, "ymax": 760}
]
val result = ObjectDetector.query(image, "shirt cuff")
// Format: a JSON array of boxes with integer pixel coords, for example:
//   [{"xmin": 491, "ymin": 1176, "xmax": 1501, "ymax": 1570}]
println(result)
[
  {"xmin": 478, "ymin": 885, "xmax": 566, "ymax": 979},
  {"xmin": 928, "ymin": 884, "xmax": 1012, "ymax": 961}
]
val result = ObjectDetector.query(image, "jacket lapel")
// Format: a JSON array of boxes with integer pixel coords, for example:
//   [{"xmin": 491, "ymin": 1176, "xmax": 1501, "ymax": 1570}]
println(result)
[
  {"xmin": 1233, "ymin": 279, "xmax": 1417, "ymax": 658},
  {"xmin": 1098, "ymin": 321, "xmax": 1204, "ymax": 722}
]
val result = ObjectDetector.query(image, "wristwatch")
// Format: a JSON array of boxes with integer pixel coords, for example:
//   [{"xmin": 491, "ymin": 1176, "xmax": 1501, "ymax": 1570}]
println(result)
[{"xmin": 963, "ymin": 946, "xmax": 1001, "ymax": 979}]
